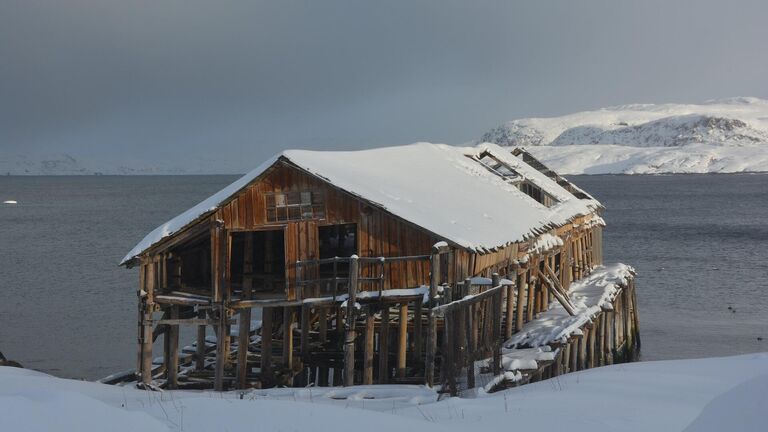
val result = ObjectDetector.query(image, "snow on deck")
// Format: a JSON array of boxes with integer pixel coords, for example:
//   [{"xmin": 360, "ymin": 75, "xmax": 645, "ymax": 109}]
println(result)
[
  {"xmin": 505, "ymin": 263, "xmax": 635, "ymax": 349},
  {"xmin": 121, "ymin": 142, "xmax": 600, "ymax": 265}
]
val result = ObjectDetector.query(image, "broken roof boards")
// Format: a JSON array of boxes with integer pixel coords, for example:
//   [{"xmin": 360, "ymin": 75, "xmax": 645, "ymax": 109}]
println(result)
[{"xmin": 121, "ymin": 142, "xmax": 601, "ymax": 266}]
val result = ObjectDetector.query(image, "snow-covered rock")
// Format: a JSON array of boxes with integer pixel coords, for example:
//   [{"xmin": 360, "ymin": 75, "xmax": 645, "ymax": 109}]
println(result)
[{"xmin": 480, "ymin": 97, "xmax": 768, "ymax": 174}]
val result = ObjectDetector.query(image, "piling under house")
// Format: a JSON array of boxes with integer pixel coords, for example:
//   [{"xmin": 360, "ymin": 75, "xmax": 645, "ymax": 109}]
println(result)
[{"xmin": 117, "ymin": 142, "xmax": 639, "ymax": 393}]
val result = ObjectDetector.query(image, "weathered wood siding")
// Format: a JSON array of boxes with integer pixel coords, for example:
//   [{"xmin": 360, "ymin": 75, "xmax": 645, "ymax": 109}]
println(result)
[{"xmin": 210, "ymin": 161, "xmax": 439, "ymax": 297}]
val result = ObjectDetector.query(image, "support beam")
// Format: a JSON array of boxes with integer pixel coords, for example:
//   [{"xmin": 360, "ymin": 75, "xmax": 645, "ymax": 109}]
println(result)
[
  {"xmin": 397, "ymin": 302, "xmax": 408, "ymax": 378},
  {"xmin": 196, "ymin": 308, "xmax": 207, "ymax": 371},
  {"xmin": 261, "ymin": 307, "xmax": 273, "ymax": 383},
  {"xmin": 378, "ymin": 306, "xmax": 390, "ymax": 383},
  {"xmin": 343, "ymin": 256, "xmax": 359, "ymax": 386},
  {"xmin": 237, "ymin": 232, "xmax": 254, "ymax": 389},
  {"xmin": 167, "ymin": 306, "xmax": 180, "ymax": 389},
  {"xmin": 364, "ymin": 311, "xmax": 375, "ymax": 385},
  {"xmin": 491, "ymin": 273, "xmax": 502, "ymax": 376},
  {"xmin": 425, "ymin": 248, "xmax": 440, "ymax": 387},
  {"xmin": 515, "ymin": 272, "xmax": 526, "ymax": 332}
]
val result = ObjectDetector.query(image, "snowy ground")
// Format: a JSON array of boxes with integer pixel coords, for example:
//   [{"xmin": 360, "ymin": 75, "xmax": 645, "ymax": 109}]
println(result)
[
  {"xmin": 2, "ymin": 353, "xmax": 767, "ymax": 431},
  {"xmin": 481, "ymin": 97, "xmax": 768, "ymax": 174}
]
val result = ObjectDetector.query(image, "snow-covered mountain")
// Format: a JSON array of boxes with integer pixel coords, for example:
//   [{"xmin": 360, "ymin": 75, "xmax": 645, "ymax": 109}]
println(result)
[{"xmin": 480, "ymin": 97, "xmax": 768, "ymax": 174}]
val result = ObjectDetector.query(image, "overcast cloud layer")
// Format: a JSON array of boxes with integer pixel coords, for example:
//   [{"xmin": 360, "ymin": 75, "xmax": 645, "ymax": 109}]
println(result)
[{"xmin": 2, "ymin": 1, "xmax": 767, "ymax": 173}]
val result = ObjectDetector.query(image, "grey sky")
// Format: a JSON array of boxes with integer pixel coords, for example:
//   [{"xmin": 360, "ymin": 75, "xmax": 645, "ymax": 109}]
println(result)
[{"xmin": 2, "ymin": 0, "xmax": 767, "ymax": 172}]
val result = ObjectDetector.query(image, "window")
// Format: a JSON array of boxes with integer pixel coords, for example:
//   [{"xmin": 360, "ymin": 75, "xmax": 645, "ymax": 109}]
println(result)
[
  {"xmin": 472, "ymin": 151, "xmax": 560, "ymax": 208},
  {"xmin": 318, "ymin": 223, "xmax": 357, "ymax": 277},
  {"xmin": 477, "ymin": 153, "xmax": 521, "ymax": 184},
  {"xmin": 266, "ymin": 191, "xmax": 325, "ymax": 223}
]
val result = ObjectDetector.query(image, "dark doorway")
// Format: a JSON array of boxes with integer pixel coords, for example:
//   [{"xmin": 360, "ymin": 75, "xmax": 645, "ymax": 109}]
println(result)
[
  {"xmin": 318, "ymin": 223, "xmax": 357, "ymax": 277},
  {"xmin": 230, "ymin": 229, "xmax": 286, "ymax": 295}
]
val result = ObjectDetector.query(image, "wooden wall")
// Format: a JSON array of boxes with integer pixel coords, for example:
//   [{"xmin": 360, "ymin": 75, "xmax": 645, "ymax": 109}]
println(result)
[{"xmin": 210, "ymin": 160, "xmax": 439, "ymax": 297}]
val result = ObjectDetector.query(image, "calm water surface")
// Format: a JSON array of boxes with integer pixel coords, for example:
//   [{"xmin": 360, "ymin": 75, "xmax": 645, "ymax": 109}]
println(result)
[{"xmin": 0, "ymin": 174, "xmax": 766, "ymax": 379}]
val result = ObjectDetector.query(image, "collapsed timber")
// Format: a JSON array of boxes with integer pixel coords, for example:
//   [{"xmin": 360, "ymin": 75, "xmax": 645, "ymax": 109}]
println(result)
[{"xmin": 108, "ymin": 143, "xmax": 640, "ymax": 394}]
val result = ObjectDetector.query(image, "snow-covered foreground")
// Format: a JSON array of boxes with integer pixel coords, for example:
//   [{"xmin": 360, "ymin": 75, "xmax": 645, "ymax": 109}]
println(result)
[
  {"xmin": 481, "ymin": 97, "xmax": 768, "ymax": 174},
  {"xmin": 2, "ymin": 353, "xmax": 767, "ymax": 432}
]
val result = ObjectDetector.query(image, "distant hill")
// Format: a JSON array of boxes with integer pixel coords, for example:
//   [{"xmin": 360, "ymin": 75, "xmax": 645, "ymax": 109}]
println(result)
[
  {"xmin": 480, "ymin": 97, "xmax": 768, "ymax": 174},
  {"xmin": 0, "ymin": 153, "xmax": 242, "ymax": 175}
]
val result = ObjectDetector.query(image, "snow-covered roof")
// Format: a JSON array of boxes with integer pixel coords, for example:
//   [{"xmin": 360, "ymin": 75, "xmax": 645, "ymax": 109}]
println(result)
[{"xmin": 121, "ymin": 142, "xmax": 601, "ymax": 265}]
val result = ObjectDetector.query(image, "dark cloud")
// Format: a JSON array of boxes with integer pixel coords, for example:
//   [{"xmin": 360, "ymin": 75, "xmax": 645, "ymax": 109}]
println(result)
[{"xmin": 2, "ymin": 0, "xmax": 767, "ymax": 172}]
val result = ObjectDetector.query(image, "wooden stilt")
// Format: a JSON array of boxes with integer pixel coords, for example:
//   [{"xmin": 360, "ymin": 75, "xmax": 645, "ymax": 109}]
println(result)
[
  {"xmin": 505, "ymin": 281, "xmax": 516, "ymax": 339},
  {"xmin": 299, "ymin": 304, "xmax": 310, "ymax": 385},
  {"xmin": 167, "ymin": 306, "xmax": 180, "ymax": 389},
  {"xmin": 261, "ymin": 307, "xmax": 273, "ymax": 384},
  {"xmin": 515, "ymin": 272, "xmax": 526, "ymax": 331},
  {"xmin": 318, "ymin": 307, "xmax": 328, "ymax": 386},
  {"xmin": 425, "ymin": 249, "xmax": 440, "ymax": 387},
  {"xmin": 413, "ymin": 300, "xmax": 422, "ymax": 371},
  {"xmin": 397, "ymin": 302, "xmax": 408, "ymax": 378},
  {"xmin": 491, "ymin": 273, "xmax": 502, "ymax": 376},
  {"xmin": 466, "ymin": 302, "xmax": 476, "ymax": 389},
  {"xmin": 196, "ymin": 308, "xmax": 206, "ymax": 371},
  {"xmin": 237, "ymin": 233, "xmax": 254, "ymax": 389},
  {"xmin": 378, "ymin": 306, "xmax": 390, "ymax": 383},
  {"xmin": 283, "ymin": 308, "xmax": 295, "ymax": 371},
  {"xmin": 343, "ymin": 256, "xmax": 359, "ymax": 386},
  {"xmin": 364, "ymin": 310, "xmax": 375, "ymax": 384}
]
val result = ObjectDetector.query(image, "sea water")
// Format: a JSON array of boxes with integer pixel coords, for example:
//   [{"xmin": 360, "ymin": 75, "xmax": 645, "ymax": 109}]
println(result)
[{"xmin": 0, "ymin": 174, "xmax": 766, "ymax": 379}]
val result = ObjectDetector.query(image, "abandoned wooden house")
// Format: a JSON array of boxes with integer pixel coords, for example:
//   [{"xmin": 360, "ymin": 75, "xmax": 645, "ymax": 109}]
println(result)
[{"xmin": 116, "ymin": 142, "xmax": 639, "ymax": 393}]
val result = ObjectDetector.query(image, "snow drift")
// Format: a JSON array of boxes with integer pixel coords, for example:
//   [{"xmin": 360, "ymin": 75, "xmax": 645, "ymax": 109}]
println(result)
[
  {"xmin": 2, "ymin": 353, "xmax": 768, "ymax": 432},
  {"xmin": 480, "ymin": 97, "xmax": 768, "ymax": 174}
]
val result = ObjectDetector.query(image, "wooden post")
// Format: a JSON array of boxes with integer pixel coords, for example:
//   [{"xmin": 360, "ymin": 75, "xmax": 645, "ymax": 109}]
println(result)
[
  {"xmin": 413, "ymin": 300, "xmax": 423, "ymax": 371},
  {"xmin": 570, "ymin": 338, "xmax": 579, "ymax": 372},
  {"xmin": 212, "ymin": 221, "xmax": 228, "ymax": 391},
  {"xmin": 378, "ymin": 306, "xmax": 390, "ymax": 383},
  {"xmin": 588, "ymin": 324, "xmax": 597, "ymax": 368},
  {"xmin": 364, "ymin": 310, "xmax": 375, "ymax": 384},
  {"xmin": 515, "ymin": 271, "xmax": 526, "ymax": 331},
  {"xmin": 491, "ymin": 273, "xmax": 502, "ymax": 376},
  {"xmin": 318, "ymin": 306, "xmax": 328, "ymax": 386},
  {"xmin": 465, "ymin": 302, "xmax": 476, "ymax": 389},
  {"xmin": 214, "ymin": 306, "xmax": 228, "ymax": 391},
  {"xmin": 167, "ymin": 306, "xmax": 180, "ymax": 389},
  {"xmin": 283, "ymin": 308, "xmax": 295, "ymax": 371},
  {"xmin": 138, "ymin": 259, "xmax": 155, "ymax": 386},
  {"xmin": 261, "ymin": 307, "xmax": 273, "ymax": 383},
  {"xmin": 598, "ymin": 312, "xmax": 606, "ymax": 366},
  {"xmin": 505, "ymin": 279, "xmax": 516, "ymax": 339},
  {"xmin": 300, "ymin": 304, "xmax": 311, "ymax": 385},
  {"xmin": 425, "ymin": 248, "xmax": 440, "ymax": 387},
  {"xmin": 196, "ymin": 308, "xmax": 206, "ymax": 371},
  {"xmin": 578, "ymin": 332, "xmax": 587, "ymax": 370},
  {"xmin": 444, "ymin": 311, "xmax": 457, "ymax": 395},
  {"xmin": 237, "ymin": 233, "xmax": 254, "ymax": 389},
  {"xmin": 397, "ymin": 302, "xmax": 408, "ymax": 378},
  {"xmin": 526, "ymin": 269, "xmax": 536, "ymax": 322},
  {"xmin": 343, "ymin": 256, "xmax": 359, "ymax": 386}
]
